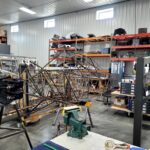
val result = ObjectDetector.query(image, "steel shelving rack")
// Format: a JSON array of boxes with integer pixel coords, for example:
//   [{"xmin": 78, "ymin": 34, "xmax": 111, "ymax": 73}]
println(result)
[
  {"xmin": 110, "ymin": 33, "xmax": 150, "ymax": 115},
  {"xmin": 48, "ymin": 35, "xmax": 111, "ymax": 73}
]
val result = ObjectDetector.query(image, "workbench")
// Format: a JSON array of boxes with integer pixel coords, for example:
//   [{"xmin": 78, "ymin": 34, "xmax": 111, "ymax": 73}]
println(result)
[
  {"xmin": 111, "ymin": 90, "xmax": 134, "ymax": 114},
  {"xmin": 111, "ymin": 90, "xmax": 150, "ymax": 117},
  {"xmin": 111, "ymin": 90, "xmax": 135, "ymax": 97},
  {"xmin": 33, "ymin": 132, "xmax": 142, "ymax": 150}
]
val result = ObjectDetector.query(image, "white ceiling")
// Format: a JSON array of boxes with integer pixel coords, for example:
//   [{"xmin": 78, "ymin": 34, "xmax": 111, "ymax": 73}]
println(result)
[{"xmin": 0, "ymin": 0, "xmax": 128, "ymax": 25}]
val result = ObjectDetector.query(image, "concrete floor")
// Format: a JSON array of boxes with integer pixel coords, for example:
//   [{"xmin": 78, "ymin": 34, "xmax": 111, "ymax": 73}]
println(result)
[{"xmin": 0, "ymin": 95, "xmax": 150, "ymax": 150}]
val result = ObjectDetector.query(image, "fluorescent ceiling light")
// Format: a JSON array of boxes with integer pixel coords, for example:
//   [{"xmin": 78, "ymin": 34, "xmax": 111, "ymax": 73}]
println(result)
[
  {"xmin": 83, "ymin": 0, "xmax": 93, "ymax": 2},
  {"xmin": 19, "ymin": 7, "xmax": 36, "ymax": 15}
]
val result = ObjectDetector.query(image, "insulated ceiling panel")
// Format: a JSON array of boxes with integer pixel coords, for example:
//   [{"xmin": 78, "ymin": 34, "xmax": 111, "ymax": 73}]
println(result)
[{"xmin": 0, "ymin": 0, "xmax": 128, "ymax": 25}]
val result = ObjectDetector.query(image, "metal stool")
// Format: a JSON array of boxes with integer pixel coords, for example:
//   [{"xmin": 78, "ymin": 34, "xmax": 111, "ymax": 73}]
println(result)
[{"xmin": 102, "ymin": 90, "xmax": 112, "ymax": 105}]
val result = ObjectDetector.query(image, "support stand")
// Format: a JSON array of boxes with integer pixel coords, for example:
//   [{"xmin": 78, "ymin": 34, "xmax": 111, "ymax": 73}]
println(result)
[
  {"xmin": 0, "ymin": 103, "xmax": 33, "ymax": 149},
  {"xmin": 52, "ymin": 108, "xmax": 61, "ymax": 126},
  {"xmin": 85, "ymin": 107, "xmax": 94, "ymax": 128}
]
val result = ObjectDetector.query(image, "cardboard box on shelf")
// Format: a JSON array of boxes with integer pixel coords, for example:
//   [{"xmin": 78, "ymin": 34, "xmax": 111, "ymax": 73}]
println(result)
[{"xmin": 114, "ymin": 97, "xmax": 126, "ymax": 107}]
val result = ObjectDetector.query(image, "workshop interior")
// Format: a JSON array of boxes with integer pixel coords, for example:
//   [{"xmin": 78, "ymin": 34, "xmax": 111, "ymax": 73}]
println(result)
[{"xmin": 0, "ymin": 0, "xmax": 150, "ymax": 150}]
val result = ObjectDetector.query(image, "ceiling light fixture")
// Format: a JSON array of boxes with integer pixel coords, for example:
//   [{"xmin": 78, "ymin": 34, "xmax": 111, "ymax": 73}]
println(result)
[
  {"xmin": 19, "ymin": 7, "xmax": 36, "ymax": 15},
  {"xmin": 83, "ymin": 0, "xmax": 93, "ymax": 3}
]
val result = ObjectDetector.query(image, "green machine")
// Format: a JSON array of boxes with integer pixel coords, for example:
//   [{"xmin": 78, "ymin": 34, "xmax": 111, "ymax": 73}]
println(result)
[{"xmin": 64, "ymin": 106, "xmax": 90, "ymax": 139}]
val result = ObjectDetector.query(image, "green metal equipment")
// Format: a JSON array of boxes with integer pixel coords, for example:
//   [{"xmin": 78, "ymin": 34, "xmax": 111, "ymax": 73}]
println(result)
[{"xmin": 64, "ymin": 106, "xmax": 90, "ymax": 139}]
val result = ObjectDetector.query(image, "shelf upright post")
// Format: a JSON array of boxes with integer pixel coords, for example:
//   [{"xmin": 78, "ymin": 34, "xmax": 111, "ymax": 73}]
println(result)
[
  {"xmin": 49, "ymin": 39, "xmax": 50, "ymax": 63},
  {"xmin": 75, "ymin": 37, "xmax": 77, "ymax": 67},
  {"xmin": 133, "ymin": 57, "xmax": 144, "ymax": 147}
]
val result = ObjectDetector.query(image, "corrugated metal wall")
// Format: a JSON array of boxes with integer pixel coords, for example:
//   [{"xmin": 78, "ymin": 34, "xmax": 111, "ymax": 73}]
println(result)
[{"xmin": 2, "ymin": 0, "xmax": 150, "ymax": 66}]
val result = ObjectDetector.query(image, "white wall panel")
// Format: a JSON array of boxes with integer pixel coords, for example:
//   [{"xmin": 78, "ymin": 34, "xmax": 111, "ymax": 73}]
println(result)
[{"xmin": 2, "ymin": 0, "xmax": 150, "ymax": 66}]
